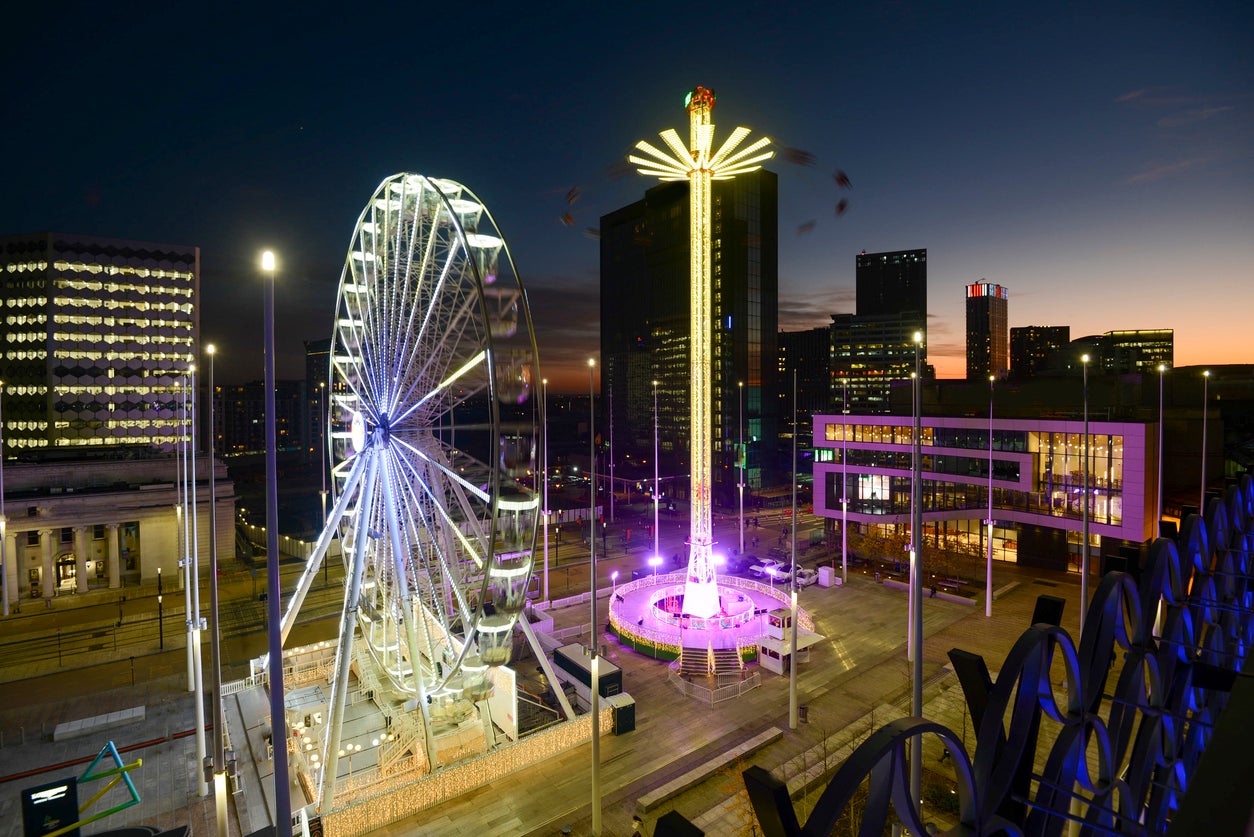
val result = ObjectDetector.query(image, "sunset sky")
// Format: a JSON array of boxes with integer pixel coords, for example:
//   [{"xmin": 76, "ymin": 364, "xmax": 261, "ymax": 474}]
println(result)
[{"xmin": 3, "ymin": 2, "xmax": 1250, "ymax": 391}]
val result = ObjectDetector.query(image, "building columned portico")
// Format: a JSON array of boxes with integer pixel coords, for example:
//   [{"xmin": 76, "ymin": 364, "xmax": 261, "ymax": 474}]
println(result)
[{"xmin": 0, "ymin": 452, "xmax": 233, "ymax": 607}]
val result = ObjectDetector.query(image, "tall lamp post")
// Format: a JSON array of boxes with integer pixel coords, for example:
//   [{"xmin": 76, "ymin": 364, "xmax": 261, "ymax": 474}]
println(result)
[
  {"xmin": 188, "ymin": 361, "xmax": 209, "ymax": 798},
  {"xmin": 0, "ymin": 378, "xmax": 7, "ymax": 618},
  {"xmin": 542, "ymin": 377, "xmax": 550, "ymax": 603},
  {"xmin": 319, "ymin": 381, "xmax": 328, "ymax": 528},
  {"xmin": 841, "ymin": 376, "xmax": 848, "ymax": 586},
  {"xmin": 157, "ymin": 568, "xmax": 164, "ymax": 649},
  {"xmin": 1157, "ymin": 364, "xmax": 1166, "ymax": 534},
  {"xmin": 608, "ymin": 385, "xmax": 615, "ymax": 525},
  {"xmin": 653, "ymin": 380, "xmax": 660, "ymax": 562},
  {"xmin": 986, "ymin": 375, "xmax": 994, "ymax": 618},
  {"xmin": 909, "ymin": 330, "xmax": 924, "ymax": 812},
  {"xmin": 207, "ymin": 344, "xmax": 228, "ymax": 835},
  {"xmin": 261, "ymin": 250, "xmax": 292, "ymax": 837},
  {"xmin": 1080, "ymin": 353, "xmax": 1091, "ymax": 634},
  {"xmin": 1200, "ymin": 370, "xmax": 1210, "ymax": 517},
  {"xmin": 738, "ymin": 381, "xmax": 745, "ymax": 557},
  {"xmin": 587, "ymin": 358, "xmax": 602, "ymax": 835},
  {"xmin": 788, "ymin": 371, "xmax": 799, "ymax": 731}
]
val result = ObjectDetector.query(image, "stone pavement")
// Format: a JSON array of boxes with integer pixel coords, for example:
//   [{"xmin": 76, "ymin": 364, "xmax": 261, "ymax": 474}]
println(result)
[
  {"xmin": 0, "ymin": 551, "xmax": 1082, "ymax": 837},
  {"xmin": 365, "ymin": 561, "xmax": 1080, "ymax": 836}
]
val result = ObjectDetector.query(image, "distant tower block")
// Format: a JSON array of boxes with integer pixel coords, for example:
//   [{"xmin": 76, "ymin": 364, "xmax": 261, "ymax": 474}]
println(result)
[{"xmin": 629, "ymin": 87, "xmax": 773, "ymax": 618}]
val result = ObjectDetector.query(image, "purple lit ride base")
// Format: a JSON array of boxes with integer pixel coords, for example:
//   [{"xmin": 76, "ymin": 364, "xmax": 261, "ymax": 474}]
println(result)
[
  {"xmin": 607, "ymin": 572, "xmax": 811, "ymax": 651},
  {"xmin": 646, "ymin": 584, "xmax": 757, "ymax": 629}
]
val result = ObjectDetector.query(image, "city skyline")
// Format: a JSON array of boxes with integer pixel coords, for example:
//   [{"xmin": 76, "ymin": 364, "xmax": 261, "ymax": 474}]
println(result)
[{"xmin": 2, "ymin": 3, "xmax": 1250, "ymax": 392}]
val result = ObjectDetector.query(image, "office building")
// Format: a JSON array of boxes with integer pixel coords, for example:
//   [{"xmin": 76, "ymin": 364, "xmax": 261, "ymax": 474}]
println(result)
[
  {"xmin": 827, "ymin": 248, "xmax": 930, "ymax": 415},
  {"xmin": 965, "ymin": 281, "xmax": 1008, "ymax": 380},
  {"xmin": 778, "ymin": 326, "xmax": 831, "ymax": 451},
  {"xmin": 216, "ymin": 380, "xmax": 305, "ymax": 456},
  {"xmin": 1100, "ymin": 329, "xmax": 1173, "ymax": 374},
  {"xmin": 830, "ymin": 313, "xmax": 928, "ymax": 415},
  {"xmin": 1010, "ymin": 325, "xmax": 1069, "ymax": 379},
  {"xmin": 813, "ymin": 411, "xmax": 1152, "ymax": 572},
  {"xmin": 600, "ymin": 170, "xmax": 779, "ymax": 502},
  {"xmin": 0, "ymin": 233, "xmax": 198, "ymax": 453},
  {"xmin": 856, "ymin": 248, "xmax": 927, "ymax": 321}
]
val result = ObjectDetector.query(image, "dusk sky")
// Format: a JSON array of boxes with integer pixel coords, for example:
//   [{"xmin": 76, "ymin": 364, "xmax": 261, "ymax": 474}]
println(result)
[{"xmin": 4, "ymin": 2, "xmax": 1250, "ymax": 392}]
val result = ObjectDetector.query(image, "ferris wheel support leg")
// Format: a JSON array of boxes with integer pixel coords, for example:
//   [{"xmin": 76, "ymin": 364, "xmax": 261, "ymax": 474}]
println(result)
[
  {"xmin": 517, "ymin": 616, "xmax": 576, "ymax": 721},
  {"xmin": 281, "ymin": 456, "xmax": 367, "ymax": 646},
  {"xmin": 319, "ymin": 450, "xmax": 379, "ymax": 813},
  {"xmin": 404, "ymin": 598, "xmax": 440, "ymax": 771},
  {"xmin": 479, "ymin": 700, "xmax": 498, "ymax": 748}
]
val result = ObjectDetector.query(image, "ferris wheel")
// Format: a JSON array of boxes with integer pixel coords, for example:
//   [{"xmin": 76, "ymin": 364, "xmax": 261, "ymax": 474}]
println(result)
[{"xmin": 280, "ymin": 173, "xmax": 542, "ymax": 805}]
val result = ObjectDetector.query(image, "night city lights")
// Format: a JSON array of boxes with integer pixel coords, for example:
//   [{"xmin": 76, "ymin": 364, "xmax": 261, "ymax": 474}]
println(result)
[{"xmin": 0, "ymin": 5, "xmax": 1251, "ymax": 837}]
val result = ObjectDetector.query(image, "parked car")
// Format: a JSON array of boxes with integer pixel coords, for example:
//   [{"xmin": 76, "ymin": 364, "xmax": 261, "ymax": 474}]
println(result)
[
  {"xmin": 748, "ymin": 558, "xmax": 784, "ymax": 578},
  {"xmin": 795, "ymin": 568, "xmax": 819, "ymax": 588}
]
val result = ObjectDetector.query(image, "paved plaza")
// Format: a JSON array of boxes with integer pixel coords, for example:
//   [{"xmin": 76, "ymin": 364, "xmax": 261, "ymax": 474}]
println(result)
[{"xmin": 0, "ymin": 546, "xmax": 1083, "ymax": 836}]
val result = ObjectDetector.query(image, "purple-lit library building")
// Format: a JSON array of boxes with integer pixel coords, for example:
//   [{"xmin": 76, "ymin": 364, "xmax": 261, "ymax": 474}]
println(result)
[{"xmin": 813, "ymin": 414, "xmax": 1154, "ymax": 572}]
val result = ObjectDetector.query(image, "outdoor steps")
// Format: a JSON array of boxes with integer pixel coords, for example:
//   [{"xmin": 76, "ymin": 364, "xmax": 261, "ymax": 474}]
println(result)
[
  {"xmin": 678, "ymin": 648, "xmax": 710, "ymax": 677},
  {"xmin": 679, "ymin": 646, "xmax": 743, "ymax": 677},
  {"xmin": 711, "ymin": 648, "xmax": 742, "ymax": 674}
]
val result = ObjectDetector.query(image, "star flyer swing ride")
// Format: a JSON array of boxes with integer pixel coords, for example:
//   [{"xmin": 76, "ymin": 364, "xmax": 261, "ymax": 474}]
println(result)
[
  {"xmin": 605, "ymin": 87, "xmax": 817, "ymax": 663},
  {"xmin": 275, "ymin": 173, "xmax": 550, "ymax": 814}
]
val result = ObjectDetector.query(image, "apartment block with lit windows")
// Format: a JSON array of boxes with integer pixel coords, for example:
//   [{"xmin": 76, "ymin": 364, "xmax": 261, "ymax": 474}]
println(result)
[{"xmin": 0, "ymin": 233, "xmax": 198, "ymax": 453}]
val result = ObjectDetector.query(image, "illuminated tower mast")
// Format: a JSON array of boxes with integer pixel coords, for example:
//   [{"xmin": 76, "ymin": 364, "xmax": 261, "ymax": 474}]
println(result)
[{"xmin": 630, "ymin": 86, "xmax": 773, "ymax": 618}]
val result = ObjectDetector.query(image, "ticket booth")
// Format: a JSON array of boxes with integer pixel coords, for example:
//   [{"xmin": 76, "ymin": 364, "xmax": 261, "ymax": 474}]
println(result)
[{"xmin": 756, "ymin": 609, "xmax": 821, "ymax": 675}]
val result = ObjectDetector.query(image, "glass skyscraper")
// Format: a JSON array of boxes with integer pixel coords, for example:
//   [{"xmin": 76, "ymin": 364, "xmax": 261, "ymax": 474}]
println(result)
[{"xmin": 600, "ymin": 170, "xmax": 779, "ymax": 500}]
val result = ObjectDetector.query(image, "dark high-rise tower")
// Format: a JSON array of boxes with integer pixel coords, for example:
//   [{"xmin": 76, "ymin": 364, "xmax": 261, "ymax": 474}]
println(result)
[
  {"xmin": 965, "ymin": 281, "xmax": 1009, "ymax": 380},
  {"xmin": 600, "ymin": 170, "xmax": 779, "ymax": 501},
  {"xmin": 856, "ymin": 249, "xmax": 927, "ymax": 320},
  {"xmin": 1010, "ymin": 325, "xmax": 1070, "ymax": 378},
  {"xmin": 833, "ymin": 248, "xmax": 928, "ymax": 413}
]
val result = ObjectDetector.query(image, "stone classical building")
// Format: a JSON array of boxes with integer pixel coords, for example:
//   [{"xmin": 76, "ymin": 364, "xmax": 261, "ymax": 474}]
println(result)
[{"xmin": 1, "ymin": 450, "xmax": 232, "ymax": 605}]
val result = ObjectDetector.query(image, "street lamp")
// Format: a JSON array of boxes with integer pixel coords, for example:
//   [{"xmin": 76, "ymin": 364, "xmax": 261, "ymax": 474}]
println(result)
[
  {"xmin": 789, "ymin": 370, "xmax": 799, "ymax": 731},
  {"xmin": 738, "ymin": 381, "xmax": 745, "ymax": 558},
  {"xmin": 542, "ymin": 377, "xmax": 550, "ymax": 603},
  {"xmin": 1200, "ymin": 370, "xmax": 1210, "ymax": 517},
  {"xmin": 648, "ymin": 555, "xmax": 663, "ymax": 579},
  {"xmin": 1157, "ymin": 364, "xmax": 1166, "ymax": 535},
  {"xmin": 1081, "ymin": 353, "xmax": 1091, "ymax": 634},
  {"xmin": 187, "ymin": 360, "xmax": 209, "ymax": 798},
  {"xmin": 611, "ymin": 570, "xmax": 619, "ymax": 598},
  {"xmin": 587, "ymin": 357, "xmax": 601, "ymax": 836},
  {"xmin": 207, "ymin": 343, "xmax": 228, "ymax": 836},
  {"xmin": 986, "ymin": 374, "xmax": 994, "ymax": 618},
  {"xmin": 909, "ymin": 330, "xmax": 924, "ymax": 813},
  {"xmin": 653, "ymin": 380, "xmax": 660, "ymax": 564},
  {"xmin": 608, "ymin": 384, "xmax": 615, "ymax": 525},
  {"xmin": 319, "ymin": 381, "xmax": 328, "ymax": 529},
  {"xmin": 261, "ymin": 249, "xmax": 292, "ymax": 837},
  {"xmin": 841, "ymin": 375, "xmax": 848, "ymax": 586},
  {"xmin": 157, "ymin": 567, "xmax": 163, "ymax": 649}
]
